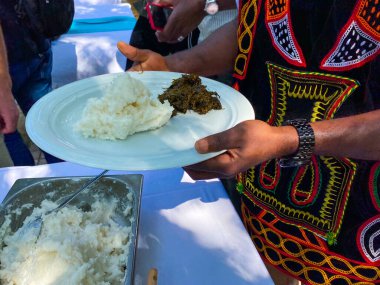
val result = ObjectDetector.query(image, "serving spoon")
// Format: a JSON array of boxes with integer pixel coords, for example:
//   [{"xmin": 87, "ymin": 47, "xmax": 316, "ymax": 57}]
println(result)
[{"xmin": 17, "ymin": 169, "xmax": 109, "ymax": 241}]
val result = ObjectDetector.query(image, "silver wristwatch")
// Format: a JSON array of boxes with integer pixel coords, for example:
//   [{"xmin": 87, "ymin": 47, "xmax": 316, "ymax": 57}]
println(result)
[
  {"xmin": 204, "ymin": 0, "xmax": 219, "ymax": 15},
  {"xmin": 279, "ymin": 119, "xmax": 315, "ymax": 168}
]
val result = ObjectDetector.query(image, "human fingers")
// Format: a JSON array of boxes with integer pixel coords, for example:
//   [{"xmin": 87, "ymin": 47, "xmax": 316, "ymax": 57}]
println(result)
[
  {"xmin": 183, "ymin": 168, "xmax": 222, "ymax": 180},
  {"xmin": 128, "ymin": 62, "xmax": 143, "ymax": 72},
  {"xmin": 155, "ymin": 31, "xmax": 175, "ymax": 44},
  {"xmin": 195, "ymin": 127, "xmax": 241, "ymax": 154},
  {"xmin": 157, "ymin": 0, "xmax": 205, "ymax": 43},
  {"xmin": 184, "ymin": 150, "xmax": 241, "ymax": 179},
  {"xmin": 118, "ymin": 41, "xmax": 169, "ymax": 71},
  {"xmin": 155, "ymin": 6, "xmax": 187, "ymax": 43},
  {"xmin": 117, "ymin": 41, "xmax": 150, "ymax": 62},
  {"xmin": 153, "ymin": 0, "xmax": 174, "ymax": 5},
  {"xmin": 155, "ymin": 20, "xmax": 182, "ymax": 43},
  {"xmin": 0, "ymin": 110, "xmax": 19, "ymax": 134},
  {"xmin": 0, "ymin": 86, "xmax": 18, "ymax": 133},
  {"xmin": 187, "ymin": 120, "xmax": 287, "ymax": 180}
]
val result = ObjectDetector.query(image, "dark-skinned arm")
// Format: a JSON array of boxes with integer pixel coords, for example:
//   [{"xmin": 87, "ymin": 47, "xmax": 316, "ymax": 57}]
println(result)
[
  {"xmin": 155, "ymin": 0, "xmax": 237, "ymax": 43},
  {"xmin": 312, "ymin": 110, "xmax": 380, "ymax": 159},
  {"xmin": 166, "ymin": 18, "xmax": 238, "ymax": 75},
  {"xmin": 117, "ymin": 19, "xmax": 238, "ymax": 76},
  {"xmin": 185, "ymin": 110, "xmax": 380, "ymax": 180}
]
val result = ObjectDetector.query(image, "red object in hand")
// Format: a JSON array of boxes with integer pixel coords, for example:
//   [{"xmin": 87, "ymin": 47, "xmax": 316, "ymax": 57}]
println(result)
[{"xmin": 146, "ymin": 2, "xmax": 173, "ymax": 31}]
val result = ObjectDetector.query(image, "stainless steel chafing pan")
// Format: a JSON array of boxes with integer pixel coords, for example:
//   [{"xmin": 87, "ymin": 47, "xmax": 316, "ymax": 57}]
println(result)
[{"xmin": 0, "ymin": 174, "xmax": 143, "ymax": 285}]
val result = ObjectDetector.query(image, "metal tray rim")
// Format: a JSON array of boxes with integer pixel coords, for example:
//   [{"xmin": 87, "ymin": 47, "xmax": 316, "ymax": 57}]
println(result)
[{"xmin": 0, "ymin": 174, "xmax": 143, "ymax": 285}]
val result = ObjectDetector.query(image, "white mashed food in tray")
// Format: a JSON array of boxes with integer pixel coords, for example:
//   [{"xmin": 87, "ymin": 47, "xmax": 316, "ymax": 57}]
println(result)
[
  {"xmin": 0, "ymin": 197, "xmax": 134, "ymax": 285},
  {"xmin": 75, "ymin": 72, "xmax": 174, "ymax": 140}
]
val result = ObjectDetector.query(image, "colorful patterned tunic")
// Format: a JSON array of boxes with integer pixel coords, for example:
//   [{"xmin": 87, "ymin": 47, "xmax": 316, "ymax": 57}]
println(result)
[{"xmin": 230, "ymin": 0, "xmax": 380, "ymax": 284}]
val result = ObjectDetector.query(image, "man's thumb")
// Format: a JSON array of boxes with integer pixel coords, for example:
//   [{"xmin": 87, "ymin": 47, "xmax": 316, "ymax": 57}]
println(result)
[{"xmin": 117, "ymin": 41, "xmax": 148, "ymax": 62}]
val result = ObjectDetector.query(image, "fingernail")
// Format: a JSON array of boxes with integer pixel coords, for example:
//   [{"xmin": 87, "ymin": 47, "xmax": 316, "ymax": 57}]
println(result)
[
  {"xmin": 155, "ymin": 32, "xmax": 163, "ymax": 42},
  {"xmin": 195, "ymin": 139, "xmax": 208, "ymax": 153}
]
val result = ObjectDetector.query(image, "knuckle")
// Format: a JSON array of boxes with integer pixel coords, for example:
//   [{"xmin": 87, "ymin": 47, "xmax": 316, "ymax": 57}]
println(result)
[{"xmin": 219, "ymin": 164, "xmax": 237, "ymax": 178}]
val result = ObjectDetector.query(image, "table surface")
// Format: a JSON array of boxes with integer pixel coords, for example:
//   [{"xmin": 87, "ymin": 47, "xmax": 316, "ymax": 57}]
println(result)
[{"xmin": 0, "ymin": 162, "xmax": 273, "ymax": 285}]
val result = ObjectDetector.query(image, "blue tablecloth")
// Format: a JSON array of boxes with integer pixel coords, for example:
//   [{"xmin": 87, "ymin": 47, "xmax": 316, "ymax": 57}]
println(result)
[{"xmin": 68, "ymin": 16, "xmax": 136, "ymax": 34}]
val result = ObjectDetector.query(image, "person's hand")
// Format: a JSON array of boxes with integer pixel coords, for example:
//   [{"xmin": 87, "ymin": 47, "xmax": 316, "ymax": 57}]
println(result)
[
  {"xmin": 184, "ymin": 120, "xmax": 298, "ymax": 180},
  {"xmin": 117, "ymin": 41, "xmax": 170, "ymax": 72},
  {"xmin": 155, "ymin": 0, "xmax": 205, "ymax": 43},
  {"xmin": 0, "ymin": 80, "xmax": 19, "ymax": 134},
  {"xmin": 153, "ymin": 0, "xmax": 177, "ymax": 6}
]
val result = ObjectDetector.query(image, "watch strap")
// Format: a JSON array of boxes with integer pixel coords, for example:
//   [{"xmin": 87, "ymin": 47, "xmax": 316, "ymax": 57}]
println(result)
[{"xmin": 279, "ymin": 119, "xmax": 315, "ymax": 167}]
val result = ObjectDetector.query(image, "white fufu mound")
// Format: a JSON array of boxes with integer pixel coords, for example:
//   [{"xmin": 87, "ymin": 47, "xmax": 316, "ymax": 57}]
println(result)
[{"xmin": 75, "ymin": 73, "xmax": 173, "ymax": 140}]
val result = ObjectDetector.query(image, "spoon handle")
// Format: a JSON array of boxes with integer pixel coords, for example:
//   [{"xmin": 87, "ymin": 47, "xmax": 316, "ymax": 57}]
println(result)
[{"xmin": 46, "ymin": 170, "xmax": 109, "ymax": 215}]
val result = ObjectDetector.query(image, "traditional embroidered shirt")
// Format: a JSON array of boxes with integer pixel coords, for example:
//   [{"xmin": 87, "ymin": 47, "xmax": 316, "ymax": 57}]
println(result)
[
  {"xmin": 0, "ymin": 0, "xmax": 49, "ymax": 64},
  {"xmin": 231, "ymin": 0, "xmax": 380, "ymax": 284}
]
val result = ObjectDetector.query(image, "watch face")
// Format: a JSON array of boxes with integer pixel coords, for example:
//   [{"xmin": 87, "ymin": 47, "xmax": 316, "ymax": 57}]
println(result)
[{"xmin": 205, "ymin": 2, "xmax": 219, "ymax": 15}]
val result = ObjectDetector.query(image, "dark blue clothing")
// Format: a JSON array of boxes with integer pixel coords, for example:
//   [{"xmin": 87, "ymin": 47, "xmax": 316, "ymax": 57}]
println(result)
[
  {"xmin": 1, "ymin": 1, "xmax": 61, "ymax": 165},
  {"xmin": 9, "ymin": 47, "xmax": 52, "ymax": 114}
]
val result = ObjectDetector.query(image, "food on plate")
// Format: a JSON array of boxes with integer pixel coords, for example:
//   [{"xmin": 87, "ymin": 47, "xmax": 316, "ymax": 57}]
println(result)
[
  {"xmin": 158, "ymin": 74, "xmax": 222, "ymax": 116},
  {"xmin": 75, "ymin": 73, "xmax": 174, "ymax": 140},
  {"xmin": 0, "ymin": 194, "xmax": 134, "ymax": 285}
]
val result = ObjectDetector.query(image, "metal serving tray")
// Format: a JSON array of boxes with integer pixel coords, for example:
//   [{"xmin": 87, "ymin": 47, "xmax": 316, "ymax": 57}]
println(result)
[{"xmin": 0, "ymin": 174, "xmax": 143, "ymax": 285}]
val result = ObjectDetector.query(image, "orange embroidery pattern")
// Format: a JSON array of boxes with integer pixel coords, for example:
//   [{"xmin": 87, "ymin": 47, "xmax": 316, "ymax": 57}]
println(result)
[
  {"xmin": 234, "ymin": 0, "xmax": 262, "ymax": 79},
  {"xmin": 240, "ymin": 63, "xmax": 365, "ymax": 271},
  {"xmin": 321, "ymin": 0, "xmax": 380, "ymax": 71},
  {"xmin": 265, "ymin": 0, "xmax": 306, "ymax": 67},
  {"xmin": 241, "ymin": 202, "xmax": 380, "ymax": 284}
]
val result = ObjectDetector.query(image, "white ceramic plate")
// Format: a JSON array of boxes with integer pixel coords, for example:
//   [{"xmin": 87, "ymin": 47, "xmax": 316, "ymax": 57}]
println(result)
[{"xmin": 26, "ymin": 71, "xmax": 254, "ymax": 170}]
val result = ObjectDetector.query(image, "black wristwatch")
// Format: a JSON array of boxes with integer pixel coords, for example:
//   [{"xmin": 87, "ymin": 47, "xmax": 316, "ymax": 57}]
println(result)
[{"xmin": 279, "ymin": 119, "xmax": 315, "ymax": 168}]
